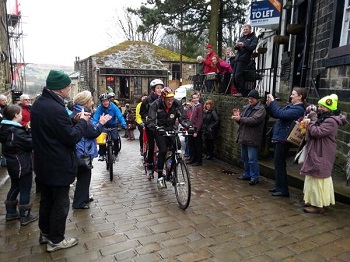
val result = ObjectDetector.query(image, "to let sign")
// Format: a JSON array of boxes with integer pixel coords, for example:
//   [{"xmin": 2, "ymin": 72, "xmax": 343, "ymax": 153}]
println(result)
[{"xmin": 250, "ymin": 0, "xmax": 281, "ymax": 29}]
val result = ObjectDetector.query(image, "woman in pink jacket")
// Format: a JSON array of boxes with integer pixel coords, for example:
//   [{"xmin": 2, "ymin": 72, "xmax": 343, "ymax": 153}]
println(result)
[{"xmin": 300, "ymin": 94, "xmax": 347, "ymax": 214}]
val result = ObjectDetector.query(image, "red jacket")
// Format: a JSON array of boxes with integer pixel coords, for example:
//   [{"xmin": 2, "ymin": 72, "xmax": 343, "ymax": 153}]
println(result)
[
  {"xmin": 21, "ymin": 105, "xmax": 31, "ymax": 127},
  {"xmin": 205, "ymin": 60, "xmax": 233, "ymax": 75},
  {"xmin": 204, "ymin": 51, "xmax": 216, "ymax": 74}
]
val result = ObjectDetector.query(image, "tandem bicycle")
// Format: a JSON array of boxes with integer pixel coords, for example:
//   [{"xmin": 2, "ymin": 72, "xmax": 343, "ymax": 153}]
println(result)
[{"xmin": 148, "ymin": 126, "xmax": 195, "ymax": 210}]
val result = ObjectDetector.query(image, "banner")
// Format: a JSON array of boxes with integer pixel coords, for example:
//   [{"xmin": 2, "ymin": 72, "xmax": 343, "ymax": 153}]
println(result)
[{"xmin": 250, "ymin": 0, "xmax": 281, "ymax": 29}]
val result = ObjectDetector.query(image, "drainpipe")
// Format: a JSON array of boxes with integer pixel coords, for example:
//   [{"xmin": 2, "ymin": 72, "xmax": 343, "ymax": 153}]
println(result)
[
  {"xmin": 4, "ymin": 2, "xmax": 15, "ymax": 89},
  {"xmin": 272, "ymin": 1, "xmax": 285, "ymax": 97},
  {"xmin": 300, "ymin": 0, "xmax": 314, "ymax": 87}
]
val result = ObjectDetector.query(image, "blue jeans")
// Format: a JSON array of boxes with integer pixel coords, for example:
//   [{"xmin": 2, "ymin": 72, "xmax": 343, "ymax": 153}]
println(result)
[
  {"xmin": 241, "ymin": 145, "xmax": 260, "ymax": 181},
  {"xmin": 273, "ymin": 142, "xmax": 291, "ymax": 194},
  {"xmin": 7, "ymin": 173, "xmax": 33, "ymax": 205}
]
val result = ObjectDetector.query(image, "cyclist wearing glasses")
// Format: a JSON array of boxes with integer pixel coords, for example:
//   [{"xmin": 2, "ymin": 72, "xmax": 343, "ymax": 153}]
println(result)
[
  {"xmin": 147, "ymin": 87, "xmax": 193, "ymax": 189},
  {"xmin": 140, "ymin": 79, "xmax": 164, "ymax": 175},
  {"xmin": 93, "ymin": 94, "xmax": 127, "ymax": 161}
]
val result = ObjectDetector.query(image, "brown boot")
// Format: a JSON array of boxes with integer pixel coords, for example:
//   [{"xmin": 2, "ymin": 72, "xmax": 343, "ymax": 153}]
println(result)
[{"xmin": 4, "ymin": 199, "xmax": 20, "ymax": 221}]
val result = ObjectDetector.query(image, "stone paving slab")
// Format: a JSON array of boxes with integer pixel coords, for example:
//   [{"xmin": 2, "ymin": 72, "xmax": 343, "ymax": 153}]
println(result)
[{"xmin": 0, "ymin": 138, "xmax": 350, "ymax": 261}]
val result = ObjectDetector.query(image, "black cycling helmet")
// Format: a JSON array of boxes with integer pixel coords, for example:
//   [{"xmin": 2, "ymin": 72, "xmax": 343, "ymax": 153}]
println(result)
[
  {"xmin": 150, "ymin": 79, "xmax": 164, "ymax": 90},
  {"xmin": 99, "ymin": 94, "xmax": 108, "ymax": 101}
]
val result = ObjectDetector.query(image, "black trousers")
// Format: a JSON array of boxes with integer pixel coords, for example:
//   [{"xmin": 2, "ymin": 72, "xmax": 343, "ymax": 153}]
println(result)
[
  {"xmin": 138, "ymin": 125, "xmax": 143, "ymax": 151},
  {"xmin": 39, "ymin": 184, "xmax": 70, "ymax": 244},
  {"xmin": 233, "ymin": 61, "xmax": 248, "ymax": 95},
  {"xmin": 188, "ymin": 131, "xmax": 203, "ymax": 163},
  {"xmin": 155, "ymin": 134, "xmax": 179, "ymax": 177},
  {"xmin": 72, "ymin": 167, "xmax": 92, "ymax": 208},
  {"xmin": 146, "ymin": 127, "xmax": 156, "ymax": 166}
]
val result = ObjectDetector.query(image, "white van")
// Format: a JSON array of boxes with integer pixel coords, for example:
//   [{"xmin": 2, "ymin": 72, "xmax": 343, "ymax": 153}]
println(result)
[{"xmin": 174, "ymin": 84, "xmax": 194, "ymax": 104}]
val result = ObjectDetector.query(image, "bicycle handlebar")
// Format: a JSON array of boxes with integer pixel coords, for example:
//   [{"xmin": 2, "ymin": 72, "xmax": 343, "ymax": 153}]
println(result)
[
  {"xmin": 156, "ymin": 126, "xmax": 195, "ymax": 136},
  {"xmin": 105, "ymin": 127, "xmax": 118, "ymax": 132}
]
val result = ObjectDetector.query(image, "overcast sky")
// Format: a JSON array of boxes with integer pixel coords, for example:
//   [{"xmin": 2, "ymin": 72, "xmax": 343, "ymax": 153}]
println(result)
[{"xmin": 16, "ymin": 0, "xmax": 144, "ymax": 66}]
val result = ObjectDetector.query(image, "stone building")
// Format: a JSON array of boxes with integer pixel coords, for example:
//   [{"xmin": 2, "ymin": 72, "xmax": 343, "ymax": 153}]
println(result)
[
  {"xmin": 0, "ymin": 1, "xmax": 11, "ymax": 98},
  {"xmin": 74, "ymin": 41, "xmax": 196, "ymax": 105},
  {"xmin": 0, "ymin": 0, "xmax": 24, "ymax": 102}
]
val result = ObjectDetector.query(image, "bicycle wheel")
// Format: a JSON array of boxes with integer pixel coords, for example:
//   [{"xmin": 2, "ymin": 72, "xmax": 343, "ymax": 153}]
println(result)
[
  {"xmin": 107, "ymin": 144, "xmax": 114, "ymax": 181},
  {"xmin": 173, "ymin": 159, "xmax": 191, "ymax": 210},
  {"xmin": 117, "ymin": 135, "xmax": 121, "ymax": 153}
]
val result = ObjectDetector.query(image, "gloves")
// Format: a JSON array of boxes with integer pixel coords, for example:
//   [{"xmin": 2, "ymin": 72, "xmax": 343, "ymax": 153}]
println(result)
[
  {"xmin": 188, "ymin": 125, "xmax": 196, "ymax": 134},
  {"xmin": 156, "ymin": 126, "xmax": 166, "ymax": 136}
]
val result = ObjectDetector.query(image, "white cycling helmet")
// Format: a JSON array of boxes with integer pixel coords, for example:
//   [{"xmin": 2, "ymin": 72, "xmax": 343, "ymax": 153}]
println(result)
[{"xmin": 150, "ymin": 79, "xmax": 164, "ymax": 90}]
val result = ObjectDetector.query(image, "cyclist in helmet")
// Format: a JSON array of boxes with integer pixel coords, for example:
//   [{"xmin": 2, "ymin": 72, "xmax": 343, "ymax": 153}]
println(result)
[
  {"xmin": 93, "ymin": 94, "xmax": 127, "ymax": 161},
  {"xmin": 107, "ymin": 92, "xmax": 122, "ymax": 111},
  {"xmin": 147, "ymin": 87, "xmax": 193, "ymax": 189},
  {"xmin": 140, "ymin": 79, "xmax": 164, "ymax": 175}
]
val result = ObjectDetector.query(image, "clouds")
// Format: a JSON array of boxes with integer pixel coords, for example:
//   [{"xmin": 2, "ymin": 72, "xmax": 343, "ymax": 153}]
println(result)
[{"xmin": 19, "ymin": 0, "xmax": 142, "ymax": 66}]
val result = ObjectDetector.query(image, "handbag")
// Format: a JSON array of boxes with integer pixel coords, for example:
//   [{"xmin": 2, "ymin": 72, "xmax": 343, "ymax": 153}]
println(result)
[
  {"xmin": 77, "ymin": 155, "xmax": 93, "ymax": 170},
  {"xmin": 286, "ymin": 121, "xmax": 304, "ymax": 146},
  {"xmin": 77, "ymin": 139, "xmax": 93, "ymax": 170},
  {"xmin": 293, "ymin": 139, "xmax": 306, "ymax": 165}
]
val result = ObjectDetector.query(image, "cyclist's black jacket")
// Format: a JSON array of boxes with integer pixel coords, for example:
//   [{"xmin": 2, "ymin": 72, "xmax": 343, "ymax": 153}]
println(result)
[
  {"xmin": 140, "ymin": 92, "xmax": 158, "ymax": 125},
  {"xmin": 147, "ymin": 99, "xmax": 192, "ymax": 132}
]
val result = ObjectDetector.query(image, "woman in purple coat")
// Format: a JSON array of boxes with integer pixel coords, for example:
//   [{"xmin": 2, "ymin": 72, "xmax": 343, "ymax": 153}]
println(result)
[{"xmin": 301, "ymin": 94, "xmax": 347, "ymax": 214}]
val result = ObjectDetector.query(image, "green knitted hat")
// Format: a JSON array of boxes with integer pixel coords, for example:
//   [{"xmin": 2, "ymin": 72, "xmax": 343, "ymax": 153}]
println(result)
[{"xmin": 46, "ymin": 70, "xmax": 71, "ymax": 90}]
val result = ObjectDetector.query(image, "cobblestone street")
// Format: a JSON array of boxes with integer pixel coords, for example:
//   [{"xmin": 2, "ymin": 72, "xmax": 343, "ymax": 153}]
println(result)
[{"xmin": 0, "ymin": 137, "xmax": 350, "ymax": 261}]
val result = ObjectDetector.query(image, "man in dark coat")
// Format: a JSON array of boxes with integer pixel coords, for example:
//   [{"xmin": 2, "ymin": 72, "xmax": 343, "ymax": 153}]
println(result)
[
  {"xmin": 31, "ymin": 70, "xmax": 89, "ymax": 252},
  {"xmin": 233, "ymin": 24, "xmax": 258, "ymax": 96},
  {"xmin": 232, "ymin": 90, "xmax": 266, "ymax": 185}
]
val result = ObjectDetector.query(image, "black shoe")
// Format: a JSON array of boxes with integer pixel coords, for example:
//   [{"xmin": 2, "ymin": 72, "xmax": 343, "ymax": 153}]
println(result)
[
  {"xmin": 206, "ymin": 156, "xmax": 213, "ymax": 160},
  {"xmin": 73, "ymin": 204, "xmax": 90, "ymax": 209},
  {"xmin": 269, "ymin": 188, "xmax": 277, "ymax": 193},
  {"xmin": 237, "ymin": 175, "xmax": 250, "ymax": 181},
  {"xmin": 271, "ymin": 192, "xmax": 290, "ymax": 197},
  {"xmin": 249, "ymin": 179, "xmax": 259, "ymax": 185},
  {"xmin": 98, "ymin": 156, "xmax": 105, "ymax": 161}
]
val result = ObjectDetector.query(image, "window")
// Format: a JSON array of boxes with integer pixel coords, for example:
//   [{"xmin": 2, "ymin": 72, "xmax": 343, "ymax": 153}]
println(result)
[
  {"xmin": 133, "ymin": 77, "xmax": 142, "ymax": 97},
  {"xmin": 340, "ymin": 1, "xmax": 350, "ymax": 46}
]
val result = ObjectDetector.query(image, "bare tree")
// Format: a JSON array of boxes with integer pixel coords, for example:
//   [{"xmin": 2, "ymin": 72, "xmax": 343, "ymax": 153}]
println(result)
[
  {"xmin": 159, "ymin": 34, "xmax": 180, "ymax": 53},
  {"xmin": 107, "ymin": 7, "xmax": 162, "ymax": 45}
]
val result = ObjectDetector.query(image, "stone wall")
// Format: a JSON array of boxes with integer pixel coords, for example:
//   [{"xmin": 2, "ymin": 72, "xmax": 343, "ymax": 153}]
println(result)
[
  {"xmin": 200, "ymin": 94, "xmax": 246, "ymax": 166},
  {"xmin": 0, "ymin": 1, "xmax": 11, "ymax": 96}
]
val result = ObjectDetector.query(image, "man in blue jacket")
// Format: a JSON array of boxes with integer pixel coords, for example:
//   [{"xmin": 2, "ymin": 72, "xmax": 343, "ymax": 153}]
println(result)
[
  {"xmin": 93, "ymin": 94, "xmax": 127, "ymax": 161},
  {"xmin": 31, "ymin": 70, "xmax": 90, "ymax": 252}
]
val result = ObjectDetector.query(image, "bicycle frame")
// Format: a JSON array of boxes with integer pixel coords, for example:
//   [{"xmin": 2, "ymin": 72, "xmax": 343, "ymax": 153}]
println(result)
[
  {"xmin": 104, "ymin": 127, "xmax": 118, "ymax": 181},
  {"xmin": 158, "ymin": 128, "xmax": 193, "ymax": 210}
]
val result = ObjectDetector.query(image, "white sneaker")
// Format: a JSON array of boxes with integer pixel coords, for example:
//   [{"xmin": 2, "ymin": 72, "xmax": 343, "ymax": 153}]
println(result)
[{"xmin": 46, "ymin": 237, "xmax": 78, "ymax": 252}]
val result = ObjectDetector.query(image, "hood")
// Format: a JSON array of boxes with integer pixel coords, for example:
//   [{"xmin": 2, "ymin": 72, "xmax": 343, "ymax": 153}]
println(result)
[
  {"xmin": 0, "ymin": 122, "xmax": 21, "ymax": 143},
  {"xmin": 335, "ymin": 114, "xmax": 348, "ymax": 126}
]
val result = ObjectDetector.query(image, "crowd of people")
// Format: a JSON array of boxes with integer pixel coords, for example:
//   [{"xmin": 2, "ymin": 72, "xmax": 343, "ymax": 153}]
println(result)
[
  {"xmin": 231, "ymin": 87, "xmax": 347, "ymax": 216},
  {"xmin": 196, "ymin": 24, "xmax": 258, "ymax": 97},
  {"xmin": 0, "ymin": 43, "xmax": 347, "ymax": 251}
]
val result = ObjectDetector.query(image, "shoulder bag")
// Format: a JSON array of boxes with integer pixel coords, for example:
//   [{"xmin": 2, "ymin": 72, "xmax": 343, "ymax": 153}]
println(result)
[{"xmin": 77, "ymin": 139, "xmax": 93, "ymax": 170}]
